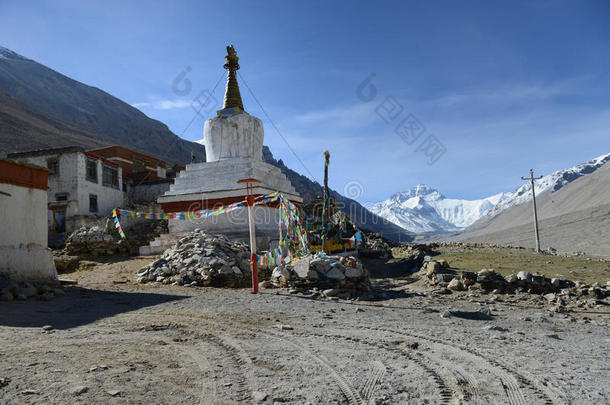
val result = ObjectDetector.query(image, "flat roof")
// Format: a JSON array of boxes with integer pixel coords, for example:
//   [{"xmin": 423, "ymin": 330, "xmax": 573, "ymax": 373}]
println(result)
[{"xmin": 7, "ymin": 146, "xmax": 85, "ymax": 158}]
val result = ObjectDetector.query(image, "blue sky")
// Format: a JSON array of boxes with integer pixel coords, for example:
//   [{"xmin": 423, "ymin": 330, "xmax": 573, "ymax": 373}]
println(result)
[{"xmin": 1, "ymin": 0, "xmax": 609, "ymax": 203}]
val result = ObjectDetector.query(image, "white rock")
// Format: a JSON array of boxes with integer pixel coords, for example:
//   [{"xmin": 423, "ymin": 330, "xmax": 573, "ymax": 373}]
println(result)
[
  {"xmin": 292, "ymin": 257, "xmax": 311, "ymax": 278},
  {"xmin": 71, "ymin": 386, "xmax": 88, "ymax": 395}
]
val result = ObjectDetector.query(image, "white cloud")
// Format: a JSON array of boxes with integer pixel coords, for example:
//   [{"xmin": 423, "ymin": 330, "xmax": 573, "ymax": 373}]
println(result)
[
  {"xmin": 292, "ymin": 102, "xmax": 377, "ymax": 129},
  {"xmin": 132, "ymin": 99, "xmax": 192, "ymax": 110},
  {"xmin": 433, "ymin": 81, "xmax": 578, "ymax": 108}
]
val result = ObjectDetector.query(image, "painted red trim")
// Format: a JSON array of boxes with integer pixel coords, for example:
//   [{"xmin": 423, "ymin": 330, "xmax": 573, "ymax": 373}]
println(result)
[
  {"xmin": 159, "ymin": 194, "xmax": 301, "ymax": 213},
  {"xmin": 0, "ymin": 159, "xmax": 49, "ymax": 190},
  {"xmin": 85, "ymin": 152, "xmax": 120, "ymax": 167}
]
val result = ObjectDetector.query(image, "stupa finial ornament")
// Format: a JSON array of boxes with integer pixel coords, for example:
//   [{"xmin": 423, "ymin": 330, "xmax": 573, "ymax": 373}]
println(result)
[{"xmin": 221, "ymin": 44, "xmax": 245, "ymax": 112}]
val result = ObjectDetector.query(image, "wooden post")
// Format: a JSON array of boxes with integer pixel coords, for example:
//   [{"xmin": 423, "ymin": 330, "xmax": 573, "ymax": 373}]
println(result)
[
  {"xmin": 321, "ymin": 151, "xmax": 330, "ymax": 253},
  {"xmin": 237, "ymin": 178, "xmax": 261, "ymax": 293},
  {"xmin": 521, "ymin": 169, "xmax": 543, "ymax": 253}
]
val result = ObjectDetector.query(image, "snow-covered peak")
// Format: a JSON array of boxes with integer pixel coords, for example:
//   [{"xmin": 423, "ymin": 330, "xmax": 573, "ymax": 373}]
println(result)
[
  {"xmin": 0, "ymin": 46, "xmax": 29, "ymax": 61},
  {"xmin": 370, "ymin": 152, "xmax": 610, "ymax": 234},
  {"xmin": 485, "ymin": 152, "xmax": 610, "ymax": 218},
  {"xmin": 389, "ymin": 184, "xmax": 443, "ymax": 202},
  {"xmin": 370, "ymin": 184, "xmax": 504, "ymax": 233}
]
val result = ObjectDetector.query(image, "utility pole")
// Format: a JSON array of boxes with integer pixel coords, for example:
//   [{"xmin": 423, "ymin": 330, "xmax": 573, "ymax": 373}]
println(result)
[
  {"xmin": 321, "ymin": 151, "xmax": 330, "ymax": 253},
  {"xmin": 521, "ymin": 169, "xmax": 543, "ymax": 253}
]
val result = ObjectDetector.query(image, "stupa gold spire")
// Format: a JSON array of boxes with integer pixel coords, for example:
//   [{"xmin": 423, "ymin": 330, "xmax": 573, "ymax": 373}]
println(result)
[{"xmin": 222, "ymin": 45, "xmax": 245, "ymax": 112}]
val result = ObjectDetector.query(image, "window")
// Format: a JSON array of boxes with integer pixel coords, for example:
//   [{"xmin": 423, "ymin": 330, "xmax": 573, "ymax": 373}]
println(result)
[
  {"xmin": 86, "ymin": 158, "xmax": 98, "ymax": 182},
  {"xmin": 89, "ymin": 194, "xmax": 98, "ymax": 213},
  {"xmin": 55, "ymin": 193, "xmax": 68, "ymax": 201},
  {"xmin": 47, "ymin": 158, "xmax": 59, "ymax": 175},
  {"xmin": 102, "ymin": 165, "xmax": 119, "ymax": 188}
]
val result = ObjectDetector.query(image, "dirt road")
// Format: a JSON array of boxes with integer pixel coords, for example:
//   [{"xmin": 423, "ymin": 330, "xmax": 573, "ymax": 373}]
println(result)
[{"xmin": 0, "ymin": 257, "xmax": 608, "ymax": 404}]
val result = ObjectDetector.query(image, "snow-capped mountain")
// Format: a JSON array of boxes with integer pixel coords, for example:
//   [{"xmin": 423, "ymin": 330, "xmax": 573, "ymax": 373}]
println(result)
[
  {"xmin": 371, "ymin": 153, "xmax": 610, "ymax": 234},
  {"xmin": 369, "ymin": 184, "xmax": 504, "ymax": 234},
  {"xmin": 483, "ymin": 152, "xmax": 610, "ymax": 219}
]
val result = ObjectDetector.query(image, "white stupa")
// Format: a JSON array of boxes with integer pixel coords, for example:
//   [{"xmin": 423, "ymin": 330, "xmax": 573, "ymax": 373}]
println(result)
[{"xmin": 157, "ymin": 45, "xmax": 302, "ymax": 241}]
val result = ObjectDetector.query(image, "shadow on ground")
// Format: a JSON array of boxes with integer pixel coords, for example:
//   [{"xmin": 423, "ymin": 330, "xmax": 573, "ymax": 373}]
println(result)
[
  {"xmin": 0, "ymin": 287, "xmax": 188, "ymax": 330},
  {"xmin": 362, "ymin": 257, "xmax": 421, "ymax": 279}
]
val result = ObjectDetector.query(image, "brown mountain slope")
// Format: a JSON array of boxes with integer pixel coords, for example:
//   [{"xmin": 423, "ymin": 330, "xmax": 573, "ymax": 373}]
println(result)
[
  {"xmin": 447, "ymin": 161, "xmax": 610, "ymax": 256},
  {"xmin": 0, "ymin": 91, "xmax": 111, "ymax": 153},
  {"xmin": 0, "ymin": 46, "xmax": 205, "ymax": 164}
]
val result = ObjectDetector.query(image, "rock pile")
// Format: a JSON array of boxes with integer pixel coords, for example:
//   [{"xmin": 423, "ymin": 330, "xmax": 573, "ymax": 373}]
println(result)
[
  {"xmin": 63, "ymin": 225, "xmax": 123, "ymax": 256},
  {"xmin": 54, "ymin": 217, "xmax": 167, "ymax": 272},
  {"xmin": 0, "ymin": 278, "xmax": 65, "ymax": 302},
  {"xmin": 420, "ymin": 259, "xmax": 610, "ymax": 308},
  {"xmin": 62, "ymin": 218, "xmax": 166, "ymax": 257},
  {"xmin": 358, "ymin": 235, "xmax": 391, "ymax": 259},
  {"xmin": 137, "ymin": 230, "xmax": 256, "ymax": 287},
  {"xmin": 264, "ymin": 252, "xmax": 371, "ymax": 298}
]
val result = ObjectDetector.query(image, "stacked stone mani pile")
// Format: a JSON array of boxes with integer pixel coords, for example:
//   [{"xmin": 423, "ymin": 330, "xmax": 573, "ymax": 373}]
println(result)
[
  {"xmin": 137, "ymin": 231, "xmax": 372, "ymax": 293},
  {"xmin": 137, "ymin": 229, "xmax": 255, "ymax": 288}
]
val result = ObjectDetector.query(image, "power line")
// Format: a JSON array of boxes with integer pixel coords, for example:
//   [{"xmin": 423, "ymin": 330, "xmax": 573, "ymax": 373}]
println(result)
[
  {"xmin": 179, "ymin": 69, "xmax": 226, "ymax": 138},
  {"xmin": 237, "ymin": 71, "xmax": 316, "ymax": 181}
]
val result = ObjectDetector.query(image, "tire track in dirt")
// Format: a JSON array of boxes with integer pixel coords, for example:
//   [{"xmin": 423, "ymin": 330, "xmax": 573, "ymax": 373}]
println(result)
[
  {"xmin": 361, "ymin": 360, "xmax": 386, "ymax": 402},
  {"xmin": 372, "ymin": 326, "xmax": 563, "ymax": 405},
  {"xmin": 292, "ymin": 329, "xmax": 456, "ymax": 404},
  {"xmin": 377, "ymin": 326, "xmax": 527, "ymax": 405},
  {"xmin": 198, "ymin": 333, "xmax": 252, "ymax": 403},
  {"xmin": 132, "ymin": 312, "xmax": 358, "ymax": 404},
  {"xmin": 259, "ymin": 329, "xmax": 365, "ymax": 405},
  {"xmin": 182, "ymin": 345, "xmax": 217, "ymax": 405}
]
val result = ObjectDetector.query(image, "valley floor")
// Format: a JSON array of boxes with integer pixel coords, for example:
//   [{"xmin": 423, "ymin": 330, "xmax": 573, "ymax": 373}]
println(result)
[{"xmin": 0, "ymin": 256, "xmax": 608, "ymax": 404}]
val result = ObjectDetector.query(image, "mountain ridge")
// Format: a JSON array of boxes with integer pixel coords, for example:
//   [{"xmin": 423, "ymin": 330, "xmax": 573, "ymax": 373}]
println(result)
[
  {"xmin": 0, "ymin": 45, "xmax": 205, "ymax": 164},
  {"xmin": 0, "ymin": 45, "xmax": 411, "ymax": 241},
  {"xmin": 370, "ymin": 184, "xmax": 504, "ymax": 234},
  {"xmin": 371, "ymin": 153, "xmax": 610, "ymax": 235}
]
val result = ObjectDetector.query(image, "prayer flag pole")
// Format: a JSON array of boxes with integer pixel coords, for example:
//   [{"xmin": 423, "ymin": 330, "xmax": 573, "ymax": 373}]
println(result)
[{"xmin": 238, "ymin": 178, "xmax": 261, "ymax": 293}]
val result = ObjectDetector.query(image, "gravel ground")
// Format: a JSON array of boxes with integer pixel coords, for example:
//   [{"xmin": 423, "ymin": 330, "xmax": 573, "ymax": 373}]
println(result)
[{"xmin": 0, "ymin": 257, "xmax": 608, "ymax": 404}]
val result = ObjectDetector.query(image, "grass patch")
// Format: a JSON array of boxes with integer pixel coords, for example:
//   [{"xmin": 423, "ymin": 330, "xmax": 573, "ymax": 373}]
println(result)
[
  {"xmin": 433, "ymin": 247, "xmax": 610, "ymax": 285},
  {"xmin": 393, "ymin": 246, "xmax": 610, "ymax": 285}
]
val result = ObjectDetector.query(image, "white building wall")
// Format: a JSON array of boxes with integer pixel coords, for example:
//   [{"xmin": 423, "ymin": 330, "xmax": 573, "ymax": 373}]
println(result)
[
  {"xmin": 0, "ymin": 183, "xmax": 57, "ymax": 282},
  {"xmin": 17, "ymin": 151, "xmax": 126, "ymax": 233},
  {"xmin": 74, "ymin": 154, "xmax": 125, "ymax": 217},
  {"xmin": 0, "ymin": 184, "xmax": 48, "ymax": 247},
  {"xmin": 19, "ymin": 153, "xmax": 81, "ymax": 228}
]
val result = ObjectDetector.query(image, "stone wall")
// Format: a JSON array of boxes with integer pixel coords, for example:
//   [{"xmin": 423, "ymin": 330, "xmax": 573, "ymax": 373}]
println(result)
[
  {"xmin": 128, "ymin": 179, "xmax": 172, "ymax": 204},
  {"xmin": 168, "ymin": 205, "xmax": 281, "ymax": 240}
]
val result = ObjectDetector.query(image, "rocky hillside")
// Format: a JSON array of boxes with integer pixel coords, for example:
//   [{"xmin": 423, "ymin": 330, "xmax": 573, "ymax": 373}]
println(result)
[
  {"xmin": 482, "ymin": 152, "xmax": 610, "ymax": 219},
  {"xmin": 0, "ymin": 91, "xmax": 110, "ymax": 153},
  {"xmin": 0, "ymin": 46, "xmax": 204, "ymax": 164},
  {"xmin": 446, "ymin": 157, "xmax": 610, "ymax": 256}
]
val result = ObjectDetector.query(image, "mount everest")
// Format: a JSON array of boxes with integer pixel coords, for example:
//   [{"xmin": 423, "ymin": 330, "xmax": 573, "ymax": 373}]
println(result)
[{"xmin": 370, "ymin": 153, "xmax": 610, "ymax": 234}]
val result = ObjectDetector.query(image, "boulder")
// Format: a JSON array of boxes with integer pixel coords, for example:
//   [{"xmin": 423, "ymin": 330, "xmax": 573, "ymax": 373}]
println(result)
[
  {"xmin": 292, "ymin": 257, "xmax": 311, "ymax": 278},
  {"xmin": 447, "ymin": 278, "xmax": 463, "ymax": 291}
]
